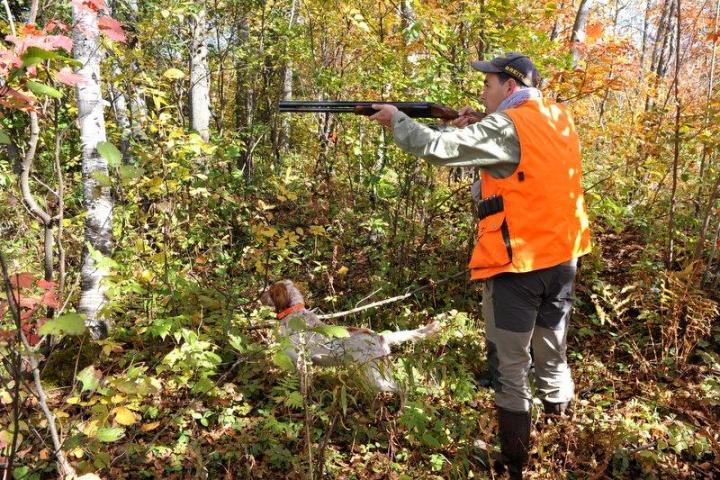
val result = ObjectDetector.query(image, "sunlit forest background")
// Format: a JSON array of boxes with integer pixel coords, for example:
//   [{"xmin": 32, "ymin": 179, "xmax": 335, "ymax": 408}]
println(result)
[{"xmin": 1, "ymin": 0, "xmax": 719, "ymax": 478}]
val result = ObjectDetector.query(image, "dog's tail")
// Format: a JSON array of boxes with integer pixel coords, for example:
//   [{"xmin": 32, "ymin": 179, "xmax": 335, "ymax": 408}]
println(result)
[{"xmin": 381, "ymin": 320, "xmax": 441, "ymax": 346}]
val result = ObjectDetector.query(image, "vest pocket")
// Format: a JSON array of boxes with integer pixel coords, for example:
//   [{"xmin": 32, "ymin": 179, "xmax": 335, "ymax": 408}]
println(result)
[{"xmin": 470, "ymin": 212, "xmax": 513, "ymax": 268}]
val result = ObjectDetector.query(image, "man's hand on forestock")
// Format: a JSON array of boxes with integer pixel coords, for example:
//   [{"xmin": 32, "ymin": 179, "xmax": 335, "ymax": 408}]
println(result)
[
  {"xmin": 450, "ymin": 106, "xmax": 485, "ymax": 128},
  {"xmin": 369, "ymin": 104, "xmax": 398, "ymax": 128}
]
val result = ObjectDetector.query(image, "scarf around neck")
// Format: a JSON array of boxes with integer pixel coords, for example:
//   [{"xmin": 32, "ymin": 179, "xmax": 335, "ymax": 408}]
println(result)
[{"xmin": 497, "ymin": 87, "xmax": 542, "ymax": 112}]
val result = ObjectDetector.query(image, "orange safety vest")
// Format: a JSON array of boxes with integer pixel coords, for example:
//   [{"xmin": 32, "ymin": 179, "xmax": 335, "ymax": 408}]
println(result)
[{"xmin": 469, "ymin": 97, "xmax": 592, "ymax": 280}]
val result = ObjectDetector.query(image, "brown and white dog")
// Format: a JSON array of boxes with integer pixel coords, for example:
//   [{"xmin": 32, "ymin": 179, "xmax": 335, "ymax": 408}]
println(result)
[{"xmin": 260, "ymin": 280, "xmax": 441, "ymax": 392}]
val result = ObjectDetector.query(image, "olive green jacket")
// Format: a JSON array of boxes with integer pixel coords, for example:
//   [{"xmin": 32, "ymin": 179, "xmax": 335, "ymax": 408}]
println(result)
[{"xmin": 390, "ymin": 110, "xmax": 521, "ymax": 179}]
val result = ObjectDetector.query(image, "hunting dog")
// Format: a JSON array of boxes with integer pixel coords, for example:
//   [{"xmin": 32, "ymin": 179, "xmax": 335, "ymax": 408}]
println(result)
[{"xmin": 260, "ymin": 280, "xmax": 441, "ymax": 392}]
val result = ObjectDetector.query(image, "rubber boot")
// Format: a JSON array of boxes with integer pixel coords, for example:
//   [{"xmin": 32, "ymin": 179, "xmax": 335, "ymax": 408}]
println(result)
[{"xmin": 495, "ymin": 408, "xmax": 531, "ymax": 480}]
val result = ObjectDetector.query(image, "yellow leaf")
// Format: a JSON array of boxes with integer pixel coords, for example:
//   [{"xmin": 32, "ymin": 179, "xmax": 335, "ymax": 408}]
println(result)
[
  {"xmin": 72, "ymin": 447, "xmax": 84, "ymax": 458},
  {"xmin": 80, "ymin": 419, "xmax": 99, "ymax": 437},
  {"xmin": 337, "ymin": 266, "xmax": 349, "ymax": 276},
  {"xmin": 55, "ymin": 410, "xmax": 70, "ymax": 418},
  {"xmin": 111, "ymin": 394, "xmax": 126, "ymax": 404},
  {"xmin": 309, "ymin": 225, "xmax": 326, "ymax": 236},
  {"xmin": 163, "ymin": 68, "xmax": 185, "ymax": 80},
  {"xmin": 141, "ymin": 421, "xmax": 161, "ymax": 432},
  {"xmin": 114, "ymin": 407, "xmax": 138, "ymax": 426}
]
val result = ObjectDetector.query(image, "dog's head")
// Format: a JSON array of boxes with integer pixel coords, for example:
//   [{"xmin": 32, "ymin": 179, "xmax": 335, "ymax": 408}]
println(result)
[{"xmin": 260, "ymin": 280, "xmax": 306, "ymax": 313}]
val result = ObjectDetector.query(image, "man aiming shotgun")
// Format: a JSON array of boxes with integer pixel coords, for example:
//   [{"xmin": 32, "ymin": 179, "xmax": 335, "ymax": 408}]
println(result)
[{"xmin": 367, "ymin": 53, "xmax": 592, "ymax": 479}]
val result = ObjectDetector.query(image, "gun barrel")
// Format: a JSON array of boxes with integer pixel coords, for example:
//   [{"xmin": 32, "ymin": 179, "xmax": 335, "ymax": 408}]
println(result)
[{"xmin": 278, "ymin": 101, "xmax": 459, "ymax": 120}]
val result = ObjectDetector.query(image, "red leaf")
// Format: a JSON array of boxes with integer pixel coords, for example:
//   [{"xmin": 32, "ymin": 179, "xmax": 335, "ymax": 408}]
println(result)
[
  {"xmin": 71, "ymin": 0, "xmax": 106, "ymax": 12},
  {"xmin": 40, "ymin": 290, "xmax": 61, "ymax": 309},
  {"xmin": 0, "ymin": 302, "xmax": 7, "ymax": 318},
  {"xmin": 5, "ymin": 33, "xmax": 73, "ymax": 53},
  {"xmin": 10, "ymin": 272, "xmax": 35, "ymax": 289},
  {"xmin": 36, "ymin": 279, "xmax": 57, "ymax": 290},
  {"xmin": 44, "ymin": 20, "xmax": 70, "ymax": 33},
  {"xmin": 55, "ymin": 67, "xmax": 87, "ymax": 86},
  {"xmin": 18, "ymin": 296, "xmax": 38, "ymax": 309},
  {"xmin": 98, "ymin": 16, "xmax": 127, "ymax": 43},
  {"xmin": 0, "ymin": 86, "xmax": 35, "ymax": 110},
  {"xmin": 20, "ymin": 309, "xmax": 36, "ymax": 321},
  {"xmin": 27, "ymin": 333, "xmax": 41, "ymax": 346}
]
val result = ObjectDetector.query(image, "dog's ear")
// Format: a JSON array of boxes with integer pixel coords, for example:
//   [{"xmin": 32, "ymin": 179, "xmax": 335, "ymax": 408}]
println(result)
[{"xmin": 268, "ymin": 282, "xmax": 290, "ymax": 311}]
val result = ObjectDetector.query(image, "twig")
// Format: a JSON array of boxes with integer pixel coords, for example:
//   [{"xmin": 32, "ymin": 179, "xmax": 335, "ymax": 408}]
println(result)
[
  {"xmin": 0, "ymin": 251, "xmax": 76, "ymax": 478},
  {"xmin": 317, "ymin": 269, "xmax": 468, "ymax": 320}
]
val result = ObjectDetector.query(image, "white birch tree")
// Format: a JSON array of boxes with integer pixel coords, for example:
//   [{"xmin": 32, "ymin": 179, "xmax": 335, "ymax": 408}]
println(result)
[
  {"xmin": 73, "ymin": 3, "xmax": 114, "ymax": 339},
  {"xmin": 190, "ymin": 6, "xmax": 211, "ymax": 141}
]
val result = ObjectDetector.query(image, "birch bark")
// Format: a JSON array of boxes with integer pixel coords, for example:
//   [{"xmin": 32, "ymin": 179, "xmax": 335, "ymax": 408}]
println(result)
[
  {"xmin": 190, "ymin": 7, "xmax": 211, "ymax": 141},
  {"xmin": 73, "ymin": 3, "xmax": 114, "ymax": 339}
]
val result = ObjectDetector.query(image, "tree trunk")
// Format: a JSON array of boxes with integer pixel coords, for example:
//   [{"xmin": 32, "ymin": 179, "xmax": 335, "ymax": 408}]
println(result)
[
  {"xmin": 666, "ymin": 0, "xmax": 681, "ymax": 268},
  {"xmin": 73, "ymin": 3, "xmax": 114, "ymax": 339},
  {"xmin": 698, "ymin": 0, "xmax": 720, "ymax": 180},
  {"xmin": 108, "ymin": 0, "xmax": 144, "ymax": 161},
  {"xmin": 550, "ymin": 0, "xmax": 565, "ymax": 41},
  {"xmin": 570, "ymin": 0, "xmax": 591, "ymax": 68},
  {"xmin": 646, "ymin": 0, "xmax": 675, "ymax": 111},
  {"xmin": 277, "ymin": 0, "xmax": 298, "ymax": 157},
  {"xmin": 190, "ymin": 7, "xmax": 211, "ymax": 141}
]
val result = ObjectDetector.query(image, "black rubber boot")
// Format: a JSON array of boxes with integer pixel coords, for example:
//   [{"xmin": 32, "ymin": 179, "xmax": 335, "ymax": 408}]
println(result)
[{"xmin": 495, "ymin": 408, "xmax": 531, "ymax": 480}]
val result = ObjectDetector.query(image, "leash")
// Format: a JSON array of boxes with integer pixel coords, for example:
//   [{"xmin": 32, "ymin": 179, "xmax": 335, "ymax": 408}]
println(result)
[{"xmin": 315, "ymin": 268, "xmax": 469, "ymax": 320}]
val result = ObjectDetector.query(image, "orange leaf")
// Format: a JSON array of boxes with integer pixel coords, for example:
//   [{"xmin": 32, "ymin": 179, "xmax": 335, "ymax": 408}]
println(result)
[{"xmin": 586, "ymin": 22, "xmax": 604, "ymax": 43}]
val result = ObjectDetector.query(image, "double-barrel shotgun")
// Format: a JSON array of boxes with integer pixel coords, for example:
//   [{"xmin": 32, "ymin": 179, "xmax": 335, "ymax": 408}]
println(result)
[{"xmin": 278, "ymin": 101, "xmax": 460, "ymax": 120}]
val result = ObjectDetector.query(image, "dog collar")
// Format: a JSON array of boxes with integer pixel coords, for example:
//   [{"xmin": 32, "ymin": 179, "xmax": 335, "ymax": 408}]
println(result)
[{"xmin": 277, "ymin": 303, "xmax": 305, "ymax": 320}]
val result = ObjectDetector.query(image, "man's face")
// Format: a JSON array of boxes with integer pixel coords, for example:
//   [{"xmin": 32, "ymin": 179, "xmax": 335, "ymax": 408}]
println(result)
[{"xmin": 481, "ymin": 73, "xmax": 515, "ymax": 113}]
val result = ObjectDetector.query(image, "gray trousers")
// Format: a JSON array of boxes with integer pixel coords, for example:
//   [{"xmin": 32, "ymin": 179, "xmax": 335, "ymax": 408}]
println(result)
[{"xmin": 482, "ymin": 259, "xmax": 577, "ymax": 413}]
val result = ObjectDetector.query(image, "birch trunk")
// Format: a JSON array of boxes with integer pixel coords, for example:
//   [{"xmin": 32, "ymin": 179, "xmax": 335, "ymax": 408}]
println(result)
[
  {"xmin": 570, "ymin": 0, "xmax": 591, "ymax": 69},
  {"xmin": 190, "ymin": 7, "xmax": 211, "ymax": 141},
  {"xmin": 277, "ymin": 0, "xmax": 298, "ymax": 157},
  {"xmin": 108, "ymin": 0, "xmax": 144, "ymax": 161},
  {"xmin": 73, "ymin": 4, "xmax": 113, "ymax": 339}
]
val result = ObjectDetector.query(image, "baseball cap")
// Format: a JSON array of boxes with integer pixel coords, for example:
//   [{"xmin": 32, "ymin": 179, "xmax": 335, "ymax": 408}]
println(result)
[{"xmin": 471, "ymin": 52, "xmax": 540, "ymax": 88}]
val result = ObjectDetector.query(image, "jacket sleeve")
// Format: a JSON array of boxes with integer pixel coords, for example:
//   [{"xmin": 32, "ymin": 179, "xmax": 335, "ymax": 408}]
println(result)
[{"xmin": 390, "ymin": 111, "xmax": 521, "ymax": 178}]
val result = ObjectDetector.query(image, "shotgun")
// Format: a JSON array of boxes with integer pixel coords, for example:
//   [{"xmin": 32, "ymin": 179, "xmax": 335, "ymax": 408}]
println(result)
[{"xmin": 278, "ymin": 101, "xmax": 460, "ymax": 120}]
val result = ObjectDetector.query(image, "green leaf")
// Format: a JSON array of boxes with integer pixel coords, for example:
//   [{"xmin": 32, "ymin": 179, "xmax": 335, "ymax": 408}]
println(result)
[
  {"xmin": 272, "ymin": 350, "xmax": 295, "ymax": 371},
  {"xmin": 77, "ymin": 365, "xmax": 101, "ymax": 393},
  {"xmin": 118, "ymin": 165, "xmax": 144, "ymax": 181},
  {"xmin": 288, "ymin": 316, "xmax": 307, "ymax": 331},
  {"xmin": 96, "ymin": 141, "xmax": 122, "ymax": 167},
  {"xmin": 284, "ymin": 391, "xmax": 304, "ymax": 409},
  {"xmin": 0, "ymin": 131, "xmax": 10, "ymax": 145},
  {"xmin": 39, "ymin": 313, "xmax": 87, "ymax": 336},
  {"xmin": 96, "ymin": 427, "xmax": 125, "ymax": 443},
  {"xmin": 421, "ymin": 432, "xmax": 442, "ymax": 448},
  {"xmin": 314, "ymin": 325, "xmax": 349, "ymax": 338},
  {"xmin": 27, "ymin": 80, "xmax": 63, "ymax": 99},
  {"xmin": 21, "ymin": 47, "xmax": 62, "ymax": 67},
  {"xmin": 90, "ymin": 171, "xmax": 112, "ymax": 187}
]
